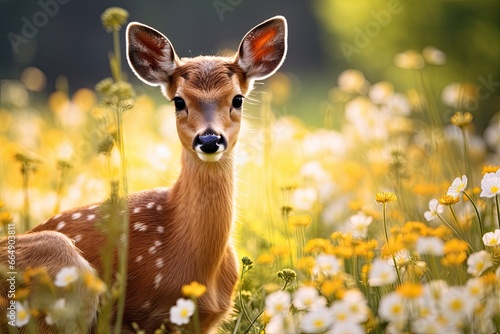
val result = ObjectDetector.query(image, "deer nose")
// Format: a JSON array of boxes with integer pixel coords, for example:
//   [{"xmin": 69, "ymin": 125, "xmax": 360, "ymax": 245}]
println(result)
[{"xmin": 193, "ymin": 132, "xmax": 227, "ymax": 154}]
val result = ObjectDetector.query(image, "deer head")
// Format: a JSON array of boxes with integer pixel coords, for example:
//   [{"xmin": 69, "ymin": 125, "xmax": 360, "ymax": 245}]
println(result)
[{"xmin": 126, "ymin": 16, "xmax": 287, "ymax": 162}]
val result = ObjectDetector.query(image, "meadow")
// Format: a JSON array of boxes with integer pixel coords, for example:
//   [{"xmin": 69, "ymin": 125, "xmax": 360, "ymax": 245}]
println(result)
[{"xmin": 1, "ymin": 7, "xmax": 500, "ymax": 334}]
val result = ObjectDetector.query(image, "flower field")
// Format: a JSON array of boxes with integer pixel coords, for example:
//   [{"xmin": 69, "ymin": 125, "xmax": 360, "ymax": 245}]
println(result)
[{"xmin": 1, "ymin": 7, "xmax": 500, "ymax": 334}]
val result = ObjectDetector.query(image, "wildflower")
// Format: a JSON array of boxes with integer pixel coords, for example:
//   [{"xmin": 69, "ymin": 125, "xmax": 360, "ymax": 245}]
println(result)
[
  {"xmin": 45, "ymin": 298, "xmax": 66, "ymax": 326},
  {"xmin": 313, "ymin": 254, "xmax": 342, "ymax": 276},
  {"xmin": 300, "ymin": 306, "xmax": 334, "ymax": 333},
  {"xmin": 15, "ymin": 301, "xmax": 30, "ymax": 327},
  {"xmin": 265, "ymin": 290, "xmax": 291, "ymax": 317},
  {"xmin": 241, "ymin": 256, "xmax": 253, "ymax": 269},
  {"xmin": 442, "ymin": 238, "xmax": 468, "ymax": 266},
  {"xmin": 438, "ymin": 194, "xmax": 460, "ymax": 206},
  {"xmin": 465, "ymin": 277, "xmax": 485, "ymax": 300},
  {"xmin": 292, "ymin": 187, "xmax": 317, "ymax": 211},
  {"xmin": 480, "ymin": 171, "xmax": 500, "ymax": 198},
  {"xmin": 328, "ymin": 322, "xmax": 365, "ymax": 334},
  {"xmin": 256, "ymin": 253, "xmax": 274, "ymax": 265},
  {"xmin": 277, "ymin": 269, "xmax": 297, "ymax": 289},
  {"xmin": 293, "ymin": 286, "xmax": 326, "ymax": 310},
  {"xmin": 320, "ymin": 278, "xmax": 343, "ymax": 297},
  {"xmin": 101, "ymin": 7, "xmax": 129, "ymax": 32},
  {"xmin": 368, "ymin": 81, "xmax": 394, "ymax": 104},
  {"xmin": 339, "ymin": 289, "xmax": 369, "ymax": 323},
  {"xmin": 348, "ymin": 212, "xmax": 373, "ymax": 238},
  {"xmin": 288, "ymin": 215, "xmax": 312, "ymax": 227},
  {"xmin": 378, "ymin": 292, "xmax": 406, "ymax": 322},
  {"xmin": 467, "ymin": 250, "xmax": 493, "ymax": 277},
  {"xmin": 416, "ymin": 236, "xmax": 444, "ymax": 256},
  {"xmin": 368, "ymin": 258, "xmax": 398, "ymax": 286},
  {"xmin": 482, "ymin": 229, "xmax": 500, "ymax": 247},
  {"xmin": 442, "ymin": 287, "xmax": 475, "ymax": 320},
  {"xmin": 54, "ymin": 267, "xmax": 79, "ymax": 287},
  {"xmin": 422, "ymin": 45, "xmax": 446, "ymax": 65},
  {"xmin": 304, "ymin": 238, "xmax": 331, "ymax": 253},
  {"xmin": 450, "ymin": 111, "xmax": 473, "ymax": 128},
  {"xmin": 94, "ymin": 77, "xmax": 114, "ymax": 96},
  {"xmin": 397, "ymin": 282, "xmax": 423, "ymax": 299},
  {"xmin": 482, "ymin": 165, "xmax": 500, "ymax": 175},
  {"xmin": 424, "ymin": 198, "xmax": 443, "ymax": 221},
  {"xmin": 83, "ymin": 272, "xmax": 106, "ymax": 294},
  {"xmin": 265, "ymin": 314, "xmax": 285, "ymax": 334},
  {"xmin": 169, "ymin": 298, "xmax": 195, "ymax": 326},
  {"xmin": 394, "ymin": 50, "xmax": 424, "ymax": 70},
  {"xmin": 182, "ymin": 281, "xmax": 206, "ymax": 298},
  {"xmin": 447, "ymin": 175, "xmax": 468, "ymax": 197},
  {"xmin": 374, "ymin": 191, "xmax": 397, "ymax": 204},
  {"xmin": 337, "ymin": 69, "xmax": 366, "ymax": 93}
]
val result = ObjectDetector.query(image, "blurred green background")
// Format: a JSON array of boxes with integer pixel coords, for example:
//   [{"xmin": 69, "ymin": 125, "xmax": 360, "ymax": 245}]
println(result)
[{"xmin": 1, "ymin": 0, "xmax": 499, "ymax": 130}]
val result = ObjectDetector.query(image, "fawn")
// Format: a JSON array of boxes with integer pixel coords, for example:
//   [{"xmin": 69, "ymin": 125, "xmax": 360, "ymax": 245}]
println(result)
[{"xmin": 29, "ymin": 16, "xmax": 288, "ymax": 333}]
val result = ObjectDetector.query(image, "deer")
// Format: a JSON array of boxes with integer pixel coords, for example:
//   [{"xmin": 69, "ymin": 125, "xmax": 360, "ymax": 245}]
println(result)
[
  {"xmin": 0, "ymin": 231, "xmax": 100, "ymax": 333},
  {"xmin": 28, "ymin": 16, "xmax": 288, "ymax": 333}
]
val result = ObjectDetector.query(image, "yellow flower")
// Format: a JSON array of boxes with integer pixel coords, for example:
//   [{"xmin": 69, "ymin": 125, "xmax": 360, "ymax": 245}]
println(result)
[
  {"xmin": 182, "ymin": 281, "xmax": 207, "ymax": 298},
  {"xmin": 256, "ymin": 253, "xmax": 274, "ymax": 265},
  {"xmin": 397, "ymin": 282, "xmax": 423, "ymax": 299},
  {"xmin": 438, "ymin": 194, "xmax": 460, "ymax": 205},
  {"xmin": 443, "ymin": 238, "xmax": 468, "ymax": 253},
  {"xmin": 289, "ymin": 215, "xmax": 312, "ymax": 227},
  {"xmin": 482, "ymin": 165, "xmax": 500, "ymax": 175},
  {"xmin": 101, "ymin": 7, "xmax": 129, "ymax": 32},
  {"xmin": 304, "ymin": 238, "xmax": 331, "ymax": 253},
  {"xmin": 375, "ymin": 192, "xmax": 397, "ymax": 204},
  {"xmin": 270, "ymin": 244, "xmax": 290, "ymax": 258},
  {"xmin": 83, "ymin": 272, "xmax": 106, "ymax": 294},
  {"xmin": 450, "ymin": 111, "xmax": 473, "ymax": 128},
  {"xmin": 441, "ymin": 252, "xmax": 467, "ymax": 266},
  {"xmin": 321, "ymin": 278, "xmax": 343, "ymax": 297}
]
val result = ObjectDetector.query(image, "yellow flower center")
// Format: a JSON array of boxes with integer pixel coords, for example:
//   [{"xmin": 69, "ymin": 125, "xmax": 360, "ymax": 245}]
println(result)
[
  {"xmin": 181, "ymin": 308, "xmax": 189, "ymax": 318},
  {"xmin": 313, "ymin": 319, "xmax": 324, "ymax": 328},
  {"xmin": 491, "ymin": 185, "xmax": 499, "ymax": 193}
]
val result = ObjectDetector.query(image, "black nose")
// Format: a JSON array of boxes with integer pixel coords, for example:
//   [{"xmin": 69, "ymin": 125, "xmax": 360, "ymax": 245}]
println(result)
[{"xmin": 195, "ymin": 134, "xmax": 223, "ymax": 154}]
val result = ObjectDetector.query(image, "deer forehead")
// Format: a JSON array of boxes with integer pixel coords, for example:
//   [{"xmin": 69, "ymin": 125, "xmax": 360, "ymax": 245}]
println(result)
[{"xmin": 165, "ymin": 56, "xmax": 248, "ymax": 100}]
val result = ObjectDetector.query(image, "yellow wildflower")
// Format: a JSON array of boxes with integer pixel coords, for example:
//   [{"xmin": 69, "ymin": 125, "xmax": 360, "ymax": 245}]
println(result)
[
  {"xmin": 304, "ymin": 238, "xmax": 331, "ymax": 254},
  {"xmin": 397, "ymin": 282, "xmax": 423, "ymax": 299},
  {"xmin": 182, "ymin": 281, "xmax": 206, "ymax": 298},
  {"xmin": 83, "ymin": 272, "xmax": 106, "ymax": 294},
  {"xmin": 450, "ymin": 111, "xmax": 473, "ymax": 128},
  {"xmin": 443, "ymin": 238, "xmax": 468, "ymax": 253},
  {"xmin": 375, "ymin": 192, "xmax": 397, "ymax": 204},
  {"xmin": 381, "ymin": 235, "xmax": 405, "ymax": 257},
  {"xmin": 441, "ymin": 252, "xmax": 467, "ymax": 266},
  {"xmin": 256, "ymin": 253, "xmax": 274, "ymax": 265},
  {"xmin": 482, "ymin": 165, "xmax": 500, "ymax": 175},
  {"xmin": 101, "ymin": 7, "xmax": 129, "ymax": 32},
  {"xmin": 289, "ymin": 215, "xmax": 312, "ymax": 227},
  {"xmin": 438, "ymin": 194, "xmax": 460, "ymax": 205},
  {"xmin": 295, "ymin": 256, "xmax": 316, "ymax": 273},
  {"xmin": 320, "ymin": 278, "xmax": 343, "ymax": 297},
  {"xmin": 270, "ymin": 244, "xmax": 290, "ymax": 258}
]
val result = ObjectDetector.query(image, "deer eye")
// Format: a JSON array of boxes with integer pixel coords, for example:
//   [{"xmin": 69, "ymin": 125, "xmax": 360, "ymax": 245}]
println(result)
[
  {"xmin": 231, "ymin": 95, "xmax": 243, "ymax": 109},
  {"xmin": 173, "ymin": 97, "xmax": 186, "ymax": 111}
]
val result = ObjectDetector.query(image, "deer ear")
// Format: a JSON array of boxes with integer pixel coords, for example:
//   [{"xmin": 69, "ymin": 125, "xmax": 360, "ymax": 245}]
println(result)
[
  {"xmin": 126, "ymin": 22, "xmax": 178, "ymax": 86},
  {"xmin": 235, "ymin": 16, "xmax": 288, "ymax": 81}
]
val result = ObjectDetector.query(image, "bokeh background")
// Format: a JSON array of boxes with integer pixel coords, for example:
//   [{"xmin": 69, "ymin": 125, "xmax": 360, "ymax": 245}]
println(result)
[{"xmin": 2, "ymin": 0, "xmax": 499, "ymax": 128}]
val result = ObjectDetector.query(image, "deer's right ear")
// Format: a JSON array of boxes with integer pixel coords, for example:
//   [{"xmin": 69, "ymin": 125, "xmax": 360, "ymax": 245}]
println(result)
[{"xmin": 126, "ymin": 22, "xmax": 178, "ymax": 86}]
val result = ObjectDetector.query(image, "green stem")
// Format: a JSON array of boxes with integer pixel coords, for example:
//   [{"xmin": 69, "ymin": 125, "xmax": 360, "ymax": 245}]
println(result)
[
  {"xmin": 463, "ymin": 191, "xmax": 484, "ymax": 240},
  {"xmin": 496, "ymin": 195, "xmax": 500, "ymax": 230},
  {"xmin": 460, "ymin": 128, "xmax": 473, "ymax": 187},
  {"xmin": 382, "ymin": 203, "xmax": 401, "ymax": 285},
  {"xmin": 192, "ymin": 297, "xmax": 201, "ymax": 334},
  {"xmin": 113, "ymin": 28, "xmax": 122, "ymax": 82}
]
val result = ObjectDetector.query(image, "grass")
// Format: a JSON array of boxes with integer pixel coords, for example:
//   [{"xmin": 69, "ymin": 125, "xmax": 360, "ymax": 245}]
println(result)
[{"xmin": 1, "ymin": 6, "xmax": 500, "ymax": 334}]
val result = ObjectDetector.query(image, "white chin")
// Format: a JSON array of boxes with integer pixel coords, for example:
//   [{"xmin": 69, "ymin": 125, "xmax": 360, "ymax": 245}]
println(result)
[{"xmin": 197, "ymin": 152, "xmax": 224, "ymax": 162}]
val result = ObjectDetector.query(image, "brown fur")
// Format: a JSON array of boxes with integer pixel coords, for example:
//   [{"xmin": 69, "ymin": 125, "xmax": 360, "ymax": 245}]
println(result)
[
  {"xmin": 28, "ymin": 16, "xmax": 287, "ymax": 333},
  {"xmin": 0, "ymin": 231, "xmax": 99, "ymax": 333}
]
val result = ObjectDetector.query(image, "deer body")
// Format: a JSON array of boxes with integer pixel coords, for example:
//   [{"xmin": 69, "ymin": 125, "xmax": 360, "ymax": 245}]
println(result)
[{"xmin": 29, "ymin": 16, "xmax": 287, "ymax": 333}]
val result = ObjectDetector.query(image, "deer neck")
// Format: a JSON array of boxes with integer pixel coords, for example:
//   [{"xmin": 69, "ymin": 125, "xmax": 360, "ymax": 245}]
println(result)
[{"xmin": 169, "ymin": 149, "xmax": 235, "ymax": 277}]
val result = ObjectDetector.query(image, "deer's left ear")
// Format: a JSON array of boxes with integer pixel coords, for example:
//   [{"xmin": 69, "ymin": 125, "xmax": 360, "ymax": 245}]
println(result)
[{"xmin": 235, "ymin": 16, "xmax": 288, "ymax": 81}]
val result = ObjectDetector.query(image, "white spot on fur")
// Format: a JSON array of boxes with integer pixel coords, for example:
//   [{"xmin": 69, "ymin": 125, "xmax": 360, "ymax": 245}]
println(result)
[
  {"xmin": 136, "ymin": 255, "xmax": 143, "ymax": 262},
  {"xmin": 72, "ymin": 212, "xmax": 82, "ymax": 220},
  {"xmin": 148, "ymin": 246, "xmax": 157, "ymax": 254},
  {"xmin": 157, "ymin": 226, "xmax": 164, "ymax": 234},
  {"xmin": 155, "ymin": 258, "xmax": 164, "ymax": 268},
  {"xmin": 156, "ymin": 205, "xmax": 162, "ymax": 211},
  {"xmin": 53, "ymin": 213, "xmax": 62, "ymax": 220},
  {"xmin": 154, "ymin": 274, "xmax": 163, "ymax": 289},
  {"xmin": 74, "ymin": 234, "xmax": 82, "ymax": 243},
  {"xmin": 88, "ymin": 205, "xmax": 98, "ymax": 210},
  {"xmin": 141, "ymin": 301, "xmax": 151, "ymax": 309},
  {"xmin": 56, "ymin": 221, "xmax": 66, "ymax": 230},
  {"xmin": 133, "ymin": 222, "xmax": 147, "ymax": 232},
  {"xmin": 87, "ymin": 214, "xmax": 96, "ymax": 221},
  {"xmin": 133, "ymin": 207, "xmax": 141, "ymax": 214},
  {"xmin": 154, "ymin": 240, "xmax": 162, "ymax": 247},
  {"xmin": 146, "ymin": 202, "xmax": 155, "ymax": 209}
]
